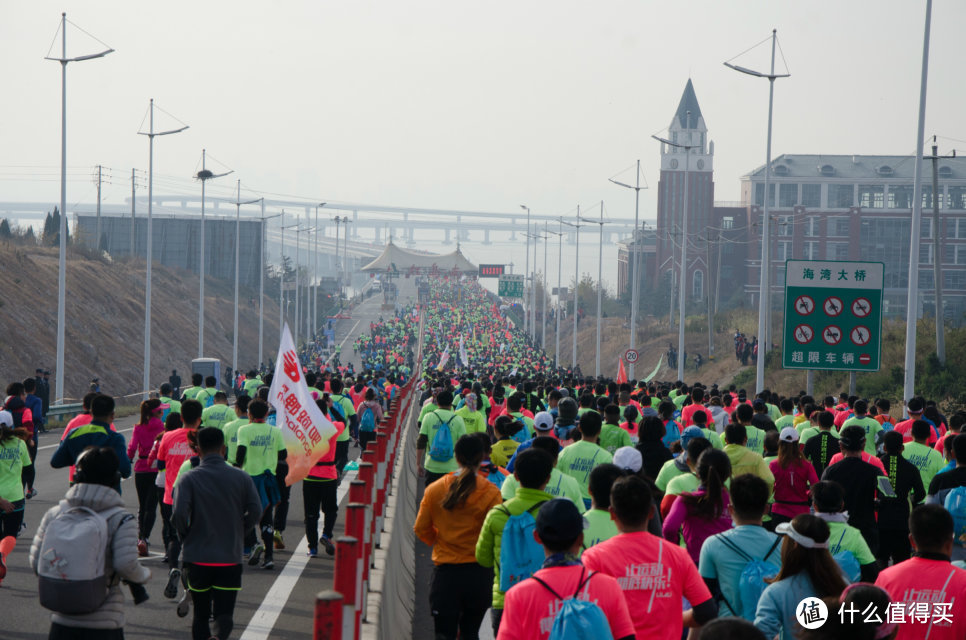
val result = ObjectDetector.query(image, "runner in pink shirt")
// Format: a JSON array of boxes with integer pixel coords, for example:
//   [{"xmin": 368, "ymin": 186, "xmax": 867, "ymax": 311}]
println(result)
[
  {"xmin": 875, "ymin": 504, "xmax": 966, "ymax": 640},
  {"xmin": 826, "ymin": 449, "xmax": 886, "ymax": 474},
  {"xmin": 496, "ymin": 499, "xmax": 635, "ymax": 640},
  {"xmin": 582, "ymin": 475, "xmax": 717, "ymax": 640}
]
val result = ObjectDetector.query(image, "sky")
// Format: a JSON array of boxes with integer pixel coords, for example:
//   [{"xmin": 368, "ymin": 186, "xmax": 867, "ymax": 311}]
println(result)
[{"xmin": 3, "ymin": 2, "xmax": 965, "ymax": 263}]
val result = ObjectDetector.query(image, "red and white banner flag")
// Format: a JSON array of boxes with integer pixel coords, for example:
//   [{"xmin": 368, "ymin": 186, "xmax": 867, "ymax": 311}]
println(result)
[{"xmin": 269, "ymin": 324, "xmax": 338, "ymax": 485}]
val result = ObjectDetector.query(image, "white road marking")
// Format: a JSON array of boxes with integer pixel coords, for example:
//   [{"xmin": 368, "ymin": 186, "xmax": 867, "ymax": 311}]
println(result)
[{"xmin": 239, "ymin": 470, "xmax": 357, "ymax": 640}]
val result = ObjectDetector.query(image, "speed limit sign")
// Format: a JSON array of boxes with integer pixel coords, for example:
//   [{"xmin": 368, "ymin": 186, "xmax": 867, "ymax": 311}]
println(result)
[{"xmin": 624, "ymin": 349, "xmax": 639, "ymax": 363}]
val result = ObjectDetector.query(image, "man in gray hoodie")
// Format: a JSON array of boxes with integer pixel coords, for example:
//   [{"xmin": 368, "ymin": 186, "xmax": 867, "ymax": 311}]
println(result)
[
  {"xmin": 30, "ymin": 447, "xmax": 150, "ymax": 639},
  {"xmin": 173, "ymin": 427, "xmax": 261, "ymax": 640}
]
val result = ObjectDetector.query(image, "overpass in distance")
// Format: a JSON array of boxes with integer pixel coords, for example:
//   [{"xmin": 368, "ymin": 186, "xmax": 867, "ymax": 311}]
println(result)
[{"xmin": 0, "ymin": 195, "xmax": 648, "ymax": 249}]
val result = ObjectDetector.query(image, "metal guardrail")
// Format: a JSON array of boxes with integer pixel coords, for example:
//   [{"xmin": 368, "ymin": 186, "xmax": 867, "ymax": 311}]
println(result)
[{"xmin": 46, "ymin": 403, "xmax": 84, "ymax": 422}]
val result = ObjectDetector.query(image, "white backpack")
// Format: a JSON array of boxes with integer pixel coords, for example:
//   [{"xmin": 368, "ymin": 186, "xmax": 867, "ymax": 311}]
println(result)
[{"xmin": 37, "ymin": 504, "xmax": 129, "ymax": 615}]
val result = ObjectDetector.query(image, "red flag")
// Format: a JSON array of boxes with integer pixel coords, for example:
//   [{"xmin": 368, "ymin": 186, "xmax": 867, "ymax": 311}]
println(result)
[{"xmin": 616, "ymin": 357, "xmax": 628, "ymax": 384}]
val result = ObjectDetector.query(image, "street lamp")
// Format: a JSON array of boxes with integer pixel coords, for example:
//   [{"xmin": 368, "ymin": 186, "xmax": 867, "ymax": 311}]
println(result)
[
  {"xmin": 561, "ymin": 211, "xmax": 583, "ymax": 370},
  {"xmin": 725, "ymin": 29, "xmax": 790, "ymax": 392},
  {"xmin": 194, "ymin": 149, "xmax": 232, "ymax": 358},
  {"xmin": 553, "ymin": 219, "xmax": 565, "ymax": 369},
  {"xmin": 580, "ymin": 202, "xmax": 610, "ymax": 377},
  {"xmin": 314, "ymin": 203, "xmax": 326, "ymax": 338},
  {"xmin": 333, "ymin": 215, "xmax": 351, "ymax": 310},
  {"xmin": 46, "ymin": 12, "xmax": 113, "ymax": 404},
  {"xmin": 609, "ymin": 161, "xmax": 648, "ymax": 379},
  {"xmin": 293, "ymin": 225, "xmax": 316, "ymax": 347},
  {"xmin": 520, "ymin": 205, "xmax": 532, "ymax": 339},
  {"xmin": 139, "ymin": 99, "xmax": 188, "ymax": 398},
  {"xmin": 543, "ymin": 221, "xmax": 563, "ymax": 358},
  {"xmin": 259, "ymin": 205, "xmax": 283, "ymax": 368},
  {"xmin": 654, "ymin": 120, "xmax": 697, "ymax": 382},
  {"xmin": 231, "ymin": 180, "xmax": 261, "ymax": 379}
]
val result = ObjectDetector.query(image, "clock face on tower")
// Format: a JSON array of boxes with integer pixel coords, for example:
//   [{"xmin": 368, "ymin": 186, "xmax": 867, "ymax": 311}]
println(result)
[
  {"xmin": 669, "ymin": 159, "xmax": 679, "ymax": 169},
  {"xmin": 697, "ymin": 159, "xmax": 705, "ymax": 170}
]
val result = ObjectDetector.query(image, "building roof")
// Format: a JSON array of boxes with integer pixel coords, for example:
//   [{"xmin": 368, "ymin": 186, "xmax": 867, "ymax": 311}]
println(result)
[
  {"xmin": 361, "ymin": 239, "xmax": 478, "ymax": 274},
  {"xmin": 742, "ymin": 153, "xmax": 966, "ymax": 181},
  {"xmin": 674, "ymin": 79, "xmax": 703, "ymax": 129}
]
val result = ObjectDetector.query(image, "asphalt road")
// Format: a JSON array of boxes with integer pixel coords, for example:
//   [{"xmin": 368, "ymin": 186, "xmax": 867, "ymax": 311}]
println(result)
[{"xmin": 4, "ymin": 287, "xmax": 406, "ymax": 640}]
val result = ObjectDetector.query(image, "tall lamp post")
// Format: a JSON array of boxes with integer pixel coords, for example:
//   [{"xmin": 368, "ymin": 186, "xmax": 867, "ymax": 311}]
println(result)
[
  {"xmin": 543, "ymin": 221, "xmax": 563, "ymax": 358},
  {"xmin": 139, "ymin": 99, "xmax": 187, "ymax": 398},
  {"xmin": 654, "ymin": 121, "xmax": 697, "ymax": 382},
  {"xmin": 46, "ymin": 12, "xmax": 113, "ymax": 404},
  {"xmin": 580, "ymin": 202, "xmax": 609, "ymax": 377},
  {"xmin": 725, "ymin": 29, "xmax": 790, "ymax": 392},
  {"xmin": 194, "ymin": 149, "xmax": 232, "ymax": 358},
  {"xmin": 314, "ymin": 203, "xmax": 326, "ymax": 338},
  {"xmin": 520, "ymin": 205, "xmax": 532, "ymax": 339},
  {"xmin": 609, "ymin": 160, "xmax": 647, "ymax": 379},
  {"xmin": 333, "ymin": 215, "xmax": 351, "ymax": 310},
  {"xmin": 561, "ymin": 211, "xmax": 582, "ymax": 370},
  {"xmin": 554, "ymin": 218, "xmax": 565, "ymax": 369},
  {"xmin": 259, "ymin": 206, "xmax": 282, "ymax": 368},
  {"xmin": 232, "ymin": 181, "xmax": 261, "ymax": 379}
]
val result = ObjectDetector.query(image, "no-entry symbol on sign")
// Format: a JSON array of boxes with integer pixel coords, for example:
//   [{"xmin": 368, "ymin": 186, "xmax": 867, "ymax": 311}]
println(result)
[
  {"xmin": 851, "ymin": 297, "xmax": 872, "ymax": 318},
  {"xmin": 822, "ymin": 325, "xmax": 843, "ymax": 345},
  {"xmin": 823, "ymin": 296, "xmax": 844, "ymax": 317},
  {"xmin": 850, "ymin": 325, "xmax": 871, "ymax": 346},
  {"xmin": 794, "ymin": 295, "xmax": 815, "ymax": 315},
  {"xmin": 793, "ymin": 324, "xmax": 814, "ymax": 344}
]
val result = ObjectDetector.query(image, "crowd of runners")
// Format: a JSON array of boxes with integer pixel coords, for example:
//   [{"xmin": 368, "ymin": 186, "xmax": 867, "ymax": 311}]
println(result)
[{"xmin": 2, "ymin": 276, "xmax": 966, "ymax": 640}]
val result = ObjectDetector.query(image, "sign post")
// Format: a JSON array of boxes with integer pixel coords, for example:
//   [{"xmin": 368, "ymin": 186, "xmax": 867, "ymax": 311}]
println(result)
[
  {"xmin": 782, "ymin": 260, "xmax": 884, "ymax": 372},
  {"xmin": 498, "ymin": 274, "xmax": 525, "ymax": 298}
]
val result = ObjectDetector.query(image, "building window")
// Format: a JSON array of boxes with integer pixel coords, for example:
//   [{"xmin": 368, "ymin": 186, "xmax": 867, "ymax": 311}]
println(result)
[
  {"xmin": 802, "ymin": 184, "xmax": 821, "ymax": 208},
  {"xmin": 722, "ymin": 216, "xmax": 734, "ymax": 229},
  {"xmin": 921, "ymin": 218, "xmax": 932, "ymax": 239},
  {"xmin": 948, "ymin": 187, "xmax": 966, "ymax": 210},
  {"xmin": 889, "ymin": 185, "xmax": 913, "ymax": 209},
  {"xmin": 918, "ymin": 270, "xmax": 934, "ymax": 289},
  {"xmin": 777, "ymin": 215, "xmax": 794, "ymax": 236},
  {"xmin": 946, "ymin": 218, "xmax": 966, "ymax": 239},
  {"xmin": 858, "ymin": 185, "xmax": 885, "ymax": 209},
  {"xmin": 779, "ymin": 184, "xmax": 798, "ymax": 207},
  {"xmin": 755, "ymin": 183, "xmax": 775, "ymax": 207},
  {"xmin": 920, "ymin": 243, "xmax": 933, "ymax": 265},
  {"xmin": 827, "ymin": 217, "xmax": 850, "ymax": 237},
  {"xmin": 804, "ymin": 217, "xmax": 821, "ymax": 237},
  {"xmin": 693, "ymin": 270, "xmax": 704, "ymax": 299},
  {"xmin": 828, "ymin": 184, "xmax": 854, "ymax": 208},
  {"xmin": 826, "ymin": 242, "xmax": 849, "ymax": 260},
  {"xmin": 922, "ymin": 186, "xmax": 943, "ymax": 209},
  {"xmin": 776, "ymin": 241, "xmax": 792, "ymax": 261},
  {"xmin": 944, "ymin": 271, "xmax": 966, "ymax": 290},
  {"xmin": 804, "ymin": 241, "xmax": 820, "ymax": 260}
]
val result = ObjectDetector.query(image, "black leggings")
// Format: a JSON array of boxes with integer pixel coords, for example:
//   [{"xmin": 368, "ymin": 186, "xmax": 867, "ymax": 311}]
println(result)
[
  {"xmin": 185, "ymin": 563, "xmax": 242, "ymax": 640},
  {"xmin": 303, "ymin": 479, "xmax": 338, "ymax": 550},
  {"xmin": 22, "ymin": 438, "xmax": 37, "ymax": 492},
  {"xmin": 273, "ymin": 468, "xmax": 290, "ymax": 533},
  {"xmin": 335, "ymin": 440, "xmax": 349, "ymax": 477},
  {"xmin": 429, "ymin": 563, "xmax": 493, "ymax": 640},
  {"xmin": 160, "ymin": 501, "xmax": 181, "ymax": 565},
  {"xmin": 157, "ymin": 486, "xmax": 176, "ymax": 552},
  {"xmin": 0, "ymin": 503, "xmax": 25, "ymax": 540},
  {"xmin": 134, "ymin": 472, "xmax": 158, "ymax": 541}
]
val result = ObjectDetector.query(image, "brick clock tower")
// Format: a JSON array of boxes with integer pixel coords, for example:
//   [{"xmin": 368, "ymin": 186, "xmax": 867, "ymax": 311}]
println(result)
[{"xmin": 654, "ymin": 79, "xmax": 716, "ymax": 302}]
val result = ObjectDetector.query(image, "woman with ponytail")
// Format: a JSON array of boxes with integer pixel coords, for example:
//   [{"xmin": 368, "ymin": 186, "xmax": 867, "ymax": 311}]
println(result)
[
  {"xmin": 414, "ymin": 434, "xmax": 502, "ymax": 640},
  {"xmin": 662, "ymin": 448, "xmax": 733, "ymax": 563},
  {"xmin": 127, "ymin": 398, "xmax": 165, "ymax": 556},
  {"xmin": 0, "ymin": 409, "xmax": 31, "ymax": 586}
]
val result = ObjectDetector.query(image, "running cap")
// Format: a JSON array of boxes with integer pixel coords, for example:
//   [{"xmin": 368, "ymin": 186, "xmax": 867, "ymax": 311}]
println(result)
[
  {"xmin": 680, "ymin": 426, "xmax": 705, "ymax": 449},
  {"xmin": 776, "ymin": 521, "xmax": 828, "ymax": 549},
  {"xmin": 533, "ymin": 411, "xmax": 554, "ymax": 431},
  {"xmin": 0, "ymin": 410, "xmax": 12, "ymax": 428},
  {"xmin": 535, "ymin": 498, "xmax": 586, "ymax": 544},
  {"xmin": 779, "ymin": 427, "xmax": 800, "ymax": 443},
  {"xmin": 613, "ymin": 446, "xmax": 642, "ymax": 473}
]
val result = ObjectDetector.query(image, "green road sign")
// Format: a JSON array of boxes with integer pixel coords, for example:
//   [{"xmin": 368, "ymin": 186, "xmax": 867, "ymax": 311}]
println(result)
[
  {"xmin": 498, "ymin": 274, "xmax": 524, "ymax": 298},
  {"xmin": 782, "ymin": 260, "xmax": 884, "ymax": 372}
]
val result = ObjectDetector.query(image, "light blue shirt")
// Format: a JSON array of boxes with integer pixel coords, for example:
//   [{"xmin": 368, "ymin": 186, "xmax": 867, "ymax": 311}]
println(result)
[
  {"xmin": 699, "ymin": 524, "xmax": 783, "ymax": 619},
  {"xmin": 755, "ymin": 572, "xmax": 818, "ymax": 640}
]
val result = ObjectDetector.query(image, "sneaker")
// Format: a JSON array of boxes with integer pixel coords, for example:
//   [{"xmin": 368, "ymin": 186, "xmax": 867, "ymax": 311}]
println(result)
[
  {"xmin": 320, "ymin": 535, "xmax": 335, "ymax": 556},
  {"xmin": 261, "ymin": 559, "xmax": 274, "ymax": 570},
  {"xmin": 137, "ymin": 539, "xmax": 149, "ymax": 557},
  {"xmin": 273, "ymin": 530, "xmax": 285, "ymax": 550},
  {"xmin": 25, "ymin": 488, "xmax": 37, "ymax": 499},
  {"xmin": 307, "ymin": 548, "xmax": 318, "ymax": 558},
  {"xmin": 176, "ymin": 590, "xmax": 191, "ymax": 618},
  {"xmin": 248, "ymin": 542, "xmax": 265, "ymax": 566},
  {"xmin": 164, "ymin": 568, "xmax": 181, "ymax": 599}
]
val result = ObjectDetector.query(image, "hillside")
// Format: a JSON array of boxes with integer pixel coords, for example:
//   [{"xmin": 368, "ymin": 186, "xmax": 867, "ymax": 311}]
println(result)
[{"xmin": 0, "ymin": 245, "xmax": 282, "ymax": 403}]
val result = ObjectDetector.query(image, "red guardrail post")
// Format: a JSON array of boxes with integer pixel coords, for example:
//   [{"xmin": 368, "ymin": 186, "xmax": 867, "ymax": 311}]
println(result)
[
  {"xmin": 348, "ymin": 479, "xmax": 367, "ymax": 505},
  {"xmin": 356, "ymin": 460, "xmax": 375, "ymax": 582},
  {"xmin": 333, "ymin": 536, "xmax": 360, "ymax": 640},
  {"xmin": 374, "ymin": 430, "xmax": 390, "ymax": 542},
  {"xmin": 314, "ymin": 590, "xmax": 343, "ymax": 640}
]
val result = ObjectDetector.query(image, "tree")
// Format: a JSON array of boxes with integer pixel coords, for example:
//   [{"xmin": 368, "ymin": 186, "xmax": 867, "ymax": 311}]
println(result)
[{"xmin": 0, "ymin": 218, "xmax": 11, "ymax": 239}]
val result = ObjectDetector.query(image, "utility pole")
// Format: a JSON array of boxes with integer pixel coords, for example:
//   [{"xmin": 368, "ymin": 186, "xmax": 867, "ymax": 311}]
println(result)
[
  {"xmin": 95, "ymin": 164, "xmax": 101, "ymax": 251},
  {"xmin": 555, "ymin": 218, "xmax": 564, "ymax": 370},
  {"xmin": 130, "ymin": 169, "xmax": 136, "ymax": 257},
  {"xmin": 520, "ymin": 205, "xmax": 532, "ymax": 340},
  {"xmin": 706, "ymin": 233, "xmax": 715, "ymax": 358},
  {"xmin": 925, "ymin": 136, "xmax": 954, "ymax": 366},
  {"xmin": 609, "ymin": 160, "xmax": 647, "ymax": 379}
]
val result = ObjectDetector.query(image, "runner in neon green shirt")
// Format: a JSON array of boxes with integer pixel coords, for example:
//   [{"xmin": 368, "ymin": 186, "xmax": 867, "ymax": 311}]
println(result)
[
  {"xmin": 201, "ymin": 393, "xmax": 234, "ymax": 430},
  {"xmin": 556, "ymin": 413, "xmax": 613, "ymax": 509},
  {"xmin": 842, "ymin": 400, "xmax": 883, "ymax": 456}
]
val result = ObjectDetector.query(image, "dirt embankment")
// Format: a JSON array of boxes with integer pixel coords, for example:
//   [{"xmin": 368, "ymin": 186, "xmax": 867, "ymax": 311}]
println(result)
[{"xmin": 0, "ymin": 245, "xmax": 282, "ymax": 402}]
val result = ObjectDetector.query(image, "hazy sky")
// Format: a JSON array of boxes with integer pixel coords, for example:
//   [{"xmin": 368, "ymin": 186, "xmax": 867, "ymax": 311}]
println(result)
[{"xmin": 3, "ymin": 1, "xmax": 965, "ymax": 224}]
